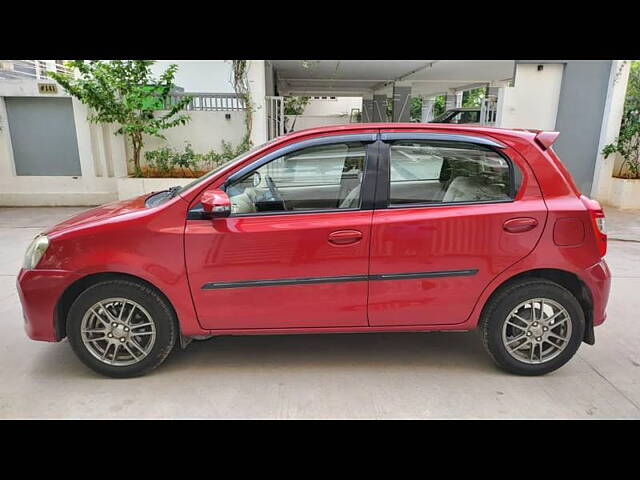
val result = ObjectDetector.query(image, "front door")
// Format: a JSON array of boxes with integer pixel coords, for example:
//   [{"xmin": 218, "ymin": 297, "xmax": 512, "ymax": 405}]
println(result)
[
  {"xmin": 368, "ymin": 134, "xmax": 547, "ymax": 326},
  {"xmin": 185, "ymin": 136, "xmax": 377, "ymax": 330}
]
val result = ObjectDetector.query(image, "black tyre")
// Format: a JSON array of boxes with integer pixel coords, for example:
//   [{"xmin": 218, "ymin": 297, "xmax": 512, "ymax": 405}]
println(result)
[
  {"xmin": 67, "ymin": 279, "xmax": 177, "ymax": 378},
  {"xmin": 479, "ymin": 278, "xmax": 585, "ymax": 376}
]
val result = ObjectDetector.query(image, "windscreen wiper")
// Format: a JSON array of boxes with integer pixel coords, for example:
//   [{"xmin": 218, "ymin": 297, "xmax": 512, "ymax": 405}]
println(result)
[{"xmin": 168, "ymin": 186, "xmax": 182, "ymax": 198}]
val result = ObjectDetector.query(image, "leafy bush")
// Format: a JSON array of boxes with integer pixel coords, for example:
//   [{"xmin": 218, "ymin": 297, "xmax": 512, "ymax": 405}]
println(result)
[
  {"xmin": 603, "ymin": 61, "xmax": 640, "ymax": 178},
  {"xmin": 284, "ymin": 96, "xmax": 311, "ymax": 115},
  {"xmin": 142, "ymin": 139, "xmax": 251, "ymax": 178}
]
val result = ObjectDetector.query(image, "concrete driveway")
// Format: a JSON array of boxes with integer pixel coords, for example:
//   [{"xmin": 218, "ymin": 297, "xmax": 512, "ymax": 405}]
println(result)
[{"xmin": 1, "ymin": 206, "xmax": 639, "ymax": 419}]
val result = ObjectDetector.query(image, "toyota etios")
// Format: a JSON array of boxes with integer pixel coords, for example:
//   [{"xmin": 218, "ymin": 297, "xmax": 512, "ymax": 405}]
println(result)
[{"xmin": 17, "ymin": 124, "xmax": 611, "ymax": 377}]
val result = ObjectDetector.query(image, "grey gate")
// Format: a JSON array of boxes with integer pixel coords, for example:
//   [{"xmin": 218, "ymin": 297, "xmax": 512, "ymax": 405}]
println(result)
[{"xmin": 4, "ymin": 97, "xmax": 81, "ymax": 176}]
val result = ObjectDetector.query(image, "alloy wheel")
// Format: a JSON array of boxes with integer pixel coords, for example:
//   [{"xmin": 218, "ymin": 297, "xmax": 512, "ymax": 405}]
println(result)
[
  {"xmin": 80, "ymin": 298, "xmax": 157, "ymax": 366},
  {"xmin": 501, "ymin": 298, "xmax": 572, "ymax": 364}
]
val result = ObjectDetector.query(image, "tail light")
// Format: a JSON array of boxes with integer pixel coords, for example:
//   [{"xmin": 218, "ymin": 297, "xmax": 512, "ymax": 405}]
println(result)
[{"xmin": 581, "ymin": 195, "xmax": 607, "ymax": 257}]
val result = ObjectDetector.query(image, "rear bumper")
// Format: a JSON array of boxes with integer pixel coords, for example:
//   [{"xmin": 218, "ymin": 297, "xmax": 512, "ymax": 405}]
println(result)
[
  {"xmin": 582, "ymin": 259, "xmax": 611, "ymax": 327},
  {"xmin": 17, "ymin": 268, "xmax": 81, "ymax": 342}
]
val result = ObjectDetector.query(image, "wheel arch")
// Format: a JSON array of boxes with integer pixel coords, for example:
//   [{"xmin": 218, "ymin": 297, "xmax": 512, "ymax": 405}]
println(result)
[
  {"xmin": 480, "ymin": 268, "xmax": 594, "ymax": 344},
  {"xmin": 54, "ymin": 272, "xmax": 179, "ymax": 341}
]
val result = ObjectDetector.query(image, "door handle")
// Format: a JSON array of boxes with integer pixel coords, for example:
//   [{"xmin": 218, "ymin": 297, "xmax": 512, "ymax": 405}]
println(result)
[
  {"xmin": 328, "ymin": 230, "xmax": 363, "ymax": 245},
  {"xmin": 503, "ymin": 217, "xmax": 538, "ymax": 233}
]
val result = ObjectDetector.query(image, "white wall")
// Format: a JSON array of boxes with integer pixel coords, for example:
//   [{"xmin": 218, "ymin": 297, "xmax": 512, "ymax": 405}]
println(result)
[
  {"xmin": 591, "ymin": 60, "xmax": 631, "ymax": 202},
  {"xmin": 247, "ymin": 60, "xmax": 268, "ymax": 145},
  {"xmin": 138, "ymin": 110, "xmax": 247, "ymax": 167},
  {"xmin": 0, "ymin": 78, "xmax": 249, "ymax": 205},
  {"xmin": 285, "ymin": 114, "xmax": 351, "ymax": 131},
  {"xmin": 497, "ymin": 63, "xmax": 564, "ymax": 130},
  {"xmin": 150, "ymin": 60, "xmax": 234, "ymax": 93},
  {"xmin": 0, "ymin": 80, "xmax": 125, "ymax": 206},
  {"xmin": 302, "ymin": 97, "xmax": 362, "ymax": 116}
]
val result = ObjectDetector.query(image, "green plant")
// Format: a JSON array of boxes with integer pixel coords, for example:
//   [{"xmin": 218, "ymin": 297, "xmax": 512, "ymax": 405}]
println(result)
[
  {"xmin": 284, "ymin": 96, "xmax": 311, "ymax": 115},
  {"xmin": 283, "ymin": 96, "xmax": 312, "ymax": 131},
  {"xmin": 173, "ymin": 142, "xmax": 200, "ymax": 176},
  {"xmin": 462, "ymin": 87, "xmax": 486, "ymax": 108},
  {"xmin": 144, "ymin": 146, "xmax": 173, "ymax": 176},
  {"xmin": 410, "ymin": 97, "xmax": 422, "ymax": 121},
  {"xmin": 143, "ymin": 138, "xmax": 252, "ymax": 178},
  {"xmin": 408, "ymin": 95, "xmax": 446, "ymax": 121},
  {"xmin": 603, "ymin": 61, "xmax": 640, "ymax": 178},
  {"xmin": 49, "ymin": 60, "xmax": 192, "ymax": 174},
  {"xmin": 433, "ymin": 95, "xmax": 446, "ymax": 117}
]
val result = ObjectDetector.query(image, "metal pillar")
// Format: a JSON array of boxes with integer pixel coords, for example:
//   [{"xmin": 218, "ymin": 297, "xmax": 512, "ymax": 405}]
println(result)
[
  {"xmin": 421, "ymin": 97, "xmax": 435, "ymax": 122},
  {"xmin": 361, "ymin": 98, "xmax": 374, "ymax": 123},
  {"xmin": 445, "ymin": 94, "xmax": 457, "ymax": 111},
  {"xmin": 372, "ymin": 94, "xmax": 388, "ymax": 122},
  {"xmin": 392, "ymin": 85, "xmax": 412, "ymax": 122}
]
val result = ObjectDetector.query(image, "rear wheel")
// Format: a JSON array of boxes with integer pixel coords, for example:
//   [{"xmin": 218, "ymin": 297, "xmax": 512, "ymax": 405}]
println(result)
[
  {"xmin": 67, "ymin": 279, "xmax": 177, "ymax": 378},
  {"xmin": 480, "ymin": 279, "xmax": 585, "ymax": 376}
]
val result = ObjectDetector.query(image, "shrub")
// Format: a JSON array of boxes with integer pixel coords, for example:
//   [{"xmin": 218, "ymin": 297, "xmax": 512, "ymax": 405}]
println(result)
[
  {"xmin": 142, "ymin": 139, "xmax": 252, "ymax": 178},
  {"xmin": 603, "ymin": 61, "xmax": 640, "ymax": 178}
]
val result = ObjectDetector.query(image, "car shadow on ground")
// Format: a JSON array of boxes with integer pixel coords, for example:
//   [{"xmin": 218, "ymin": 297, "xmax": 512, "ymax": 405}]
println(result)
[
  {"xmin": 31, "ymin": 330, "xmax": 497, "ymax": 379},
  {"xmin": 163, "ymin": 331, "xmax": 496, "ymax": 376}
]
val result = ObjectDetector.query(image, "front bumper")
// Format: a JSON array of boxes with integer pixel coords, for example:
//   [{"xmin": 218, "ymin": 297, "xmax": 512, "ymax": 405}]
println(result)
[{"xmin": 17, "ymin": 268, "xmax": 81, "ymax": 342}]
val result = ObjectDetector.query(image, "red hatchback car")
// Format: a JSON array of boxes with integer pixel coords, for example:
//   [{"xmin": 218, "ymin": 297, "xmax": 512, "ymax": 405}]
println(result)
[{"xmin": 17, "ymin": 124, "xmax": 611, "ymax": 377}]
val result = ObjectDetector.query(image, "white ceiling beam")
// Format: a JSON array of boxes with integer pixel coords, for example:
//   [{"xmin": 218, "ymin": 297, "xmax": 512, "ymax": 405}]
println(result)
[
  {"xmin": 451, "ymin": 82, "xmax": 490, "ymax": 92},
  {"xmin": 396, "ymin": 61, "xmax": 441, "ymax": 82},
  {"xmin": 277, "ymin": 78, "xmax": 392, "ymax": 83},
  {"xmin": 280, "ymin": 88, "xmax": 372, "ymax": 97},
  {"xmin": 371, "ymin": 61, "xmax": 441, "ymax": 91}
]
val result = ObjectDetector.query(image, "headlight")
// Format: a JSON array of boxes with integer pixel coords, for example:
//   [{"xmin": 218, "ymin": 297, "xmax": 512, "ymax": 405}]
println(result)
[{"xmin": 23, "ymin": 234, "xmax": 49, "ymax": 270}]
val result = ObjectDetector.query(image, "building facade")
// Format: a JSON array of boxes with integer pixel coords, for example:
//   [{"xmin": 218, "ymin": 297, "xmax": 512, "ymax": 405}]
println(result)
[{"xmin": 0, "ymin": 60, "xmax": 632, "ymax": 207}]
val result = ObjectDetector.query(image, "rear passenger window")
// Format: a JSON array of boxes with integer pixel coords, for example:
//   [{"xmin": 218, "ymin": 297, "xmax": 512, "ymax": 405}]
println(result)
[{"xmin": 389, "ymin": 141, "xmax": 513, "ymax": 205}]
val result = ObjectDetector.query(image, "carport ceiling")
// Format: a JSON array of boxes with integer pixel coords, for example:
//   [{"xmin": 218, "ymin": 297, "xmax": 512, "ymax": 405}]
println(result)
[{"xmin": 271, "ymin": 60, "xmax": 515, "ymax": 97}]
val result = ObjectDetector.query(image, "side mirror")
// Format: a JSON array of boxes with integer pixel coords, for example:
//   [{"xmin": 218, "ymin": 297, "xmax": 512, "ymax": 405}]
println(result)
[{"xmin": 201, "ymin": 189, "xmax": 231, "ymax": 219}]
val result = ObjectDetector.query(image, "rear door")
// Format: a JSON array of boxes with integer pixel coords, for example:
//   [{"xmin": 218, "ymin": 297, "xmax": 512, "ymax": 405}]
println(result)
[{"xmin": 368, "ymin": 132, "xmax": 547, "ymax": 326}]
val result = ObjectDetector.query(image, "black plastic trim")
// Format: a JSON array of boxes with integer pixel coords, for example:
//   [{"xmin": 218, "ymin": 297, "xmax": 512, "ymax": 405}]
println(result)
[
  {"xmin": 230, "ymin": 207, "xmax": 362, "ymax": 218},
  {"xmin": 373, "ymin": 140, "xmax": 390, "ymax": 210},
  {"xmin": 380, "ymin": 132, "xmax": 507, "ymax": 149},
  {"xmin": 202, "ymin": 274, "xmax": 369, "ymax": 290},
  {"xmin": 369, "ymin": 269, "xmax": 478, "ymax": 281},
  {"xmin": 386, "ymin": 199, "xmax": 514, "ymax": 209},
  {"xmin": 201, "ymin": 268, "xmax": 478, "ymax": 290},
  {"xmin": 359, "ymin": 141, "xmax": 380, "ymax": 211}
]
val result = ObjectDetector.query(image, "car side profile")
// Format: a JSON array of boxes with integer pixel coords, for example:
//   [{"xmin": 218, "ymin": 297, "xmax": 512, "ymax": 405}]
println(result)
[{"xmin": 17, "ymin": 123, "xmax": 610, "ymax": 377}]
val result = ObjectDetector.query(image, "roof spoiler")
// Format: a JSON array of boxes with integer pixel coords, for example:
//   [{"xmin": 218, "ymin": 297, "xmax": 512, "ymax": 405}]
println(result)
[{"xmin": 534, "ymin": 131, "xmax": 560, "ymax": 150}]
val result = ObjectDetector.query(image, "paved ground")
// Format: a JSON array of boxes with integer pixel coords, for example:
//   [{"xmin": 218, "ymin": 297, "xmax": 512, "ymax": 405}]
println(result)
[{"xmin": 0, "ymin": 205, "xmax": 639, "ymax": 419}]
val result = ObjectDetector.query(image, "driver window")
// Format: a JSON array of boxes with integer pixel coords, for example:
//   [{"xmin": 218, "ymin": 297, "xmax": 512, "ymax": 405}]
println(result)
[{"xmin": 226, "ymin": 142, "xmax": 366, "ymax": 215}]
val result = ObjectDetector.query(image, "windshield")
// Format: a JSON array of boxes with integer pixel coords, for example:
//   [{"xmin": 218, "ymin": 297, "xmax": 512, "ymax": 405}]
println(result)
[{"xmin": 176, "ymin": 138, "xmax": 279, "ymax": 195}]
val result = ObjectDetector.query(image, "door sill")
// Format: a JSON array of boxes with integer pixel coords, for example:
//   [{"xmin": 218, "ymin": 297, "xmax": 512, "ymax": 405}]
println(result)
[{"xmin": 197, "ymin": 324, "xmax": 472, "ymax": 337}]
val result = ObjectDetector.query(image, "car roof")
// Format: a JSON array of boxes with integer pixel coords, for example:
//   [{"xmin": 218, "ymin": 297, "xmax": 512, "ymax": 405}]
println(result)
[{"xmin": 281, "ymin": 123, "xmax": 539, "ymax": 143}]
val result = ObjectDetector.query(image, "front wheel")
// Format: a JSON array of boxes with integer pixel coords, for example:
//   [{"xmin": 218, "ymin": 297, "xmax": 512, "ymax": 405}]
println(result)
[
  {"xmin": 67, "ymin": 279, "xmax": 177, "ymax": 378},
  {"xmin": 480, "ymin": 279, "xmax": 585, "ymax": 376}
]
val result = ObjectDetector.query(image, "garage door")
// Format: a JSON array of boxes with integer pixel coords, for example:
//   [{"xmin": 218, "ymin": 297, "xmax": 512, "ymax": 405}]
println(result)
[{"xmin": 5, "ymin": 97, "xmax": 81, "ymax": 176}]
